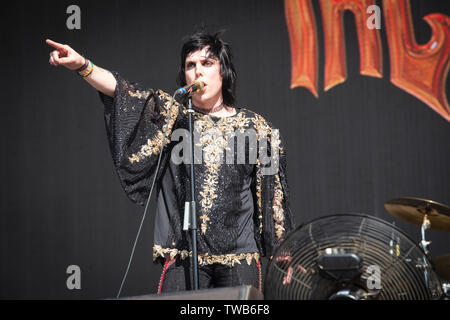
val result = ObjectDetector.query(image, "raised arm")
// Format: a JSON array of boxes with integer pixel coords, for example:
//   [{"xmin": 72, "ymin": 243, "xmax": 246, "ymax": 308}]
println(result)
[{"xmin": 46, "ymin": 39, "xmax": 116, "ymax": 97}]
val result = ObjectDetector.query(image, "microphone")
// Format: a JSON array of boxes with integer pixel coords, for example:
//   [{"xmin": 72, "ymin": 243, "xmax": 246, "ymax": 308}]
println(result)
[{"xmin": 175, "ymin": 81, "xmax": 204, "ymax": 96}]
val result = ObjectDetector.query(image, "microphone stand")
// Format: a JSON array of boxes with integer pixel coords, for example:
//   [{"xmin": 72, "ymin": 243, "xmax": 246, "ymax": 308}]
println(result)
[{"xmin": 186, "ymin": 97, "xmax": 199, "ymax": 290}]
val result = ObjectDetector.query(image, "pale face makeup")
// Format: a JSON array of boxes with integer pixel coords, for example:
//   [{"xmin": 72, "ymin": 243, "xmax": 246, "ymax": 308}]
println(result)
[{"xmin": 184, "ymin": 47, "xmax": 224, "ymax": 112}]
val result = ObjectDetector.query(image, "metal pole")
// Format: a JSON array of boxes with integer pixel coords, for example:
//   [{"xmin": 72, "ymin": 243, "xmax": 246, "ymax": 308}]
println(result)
[{"xmin": 187, "ymin": 98, "xmax": 199, "ymax": 290}]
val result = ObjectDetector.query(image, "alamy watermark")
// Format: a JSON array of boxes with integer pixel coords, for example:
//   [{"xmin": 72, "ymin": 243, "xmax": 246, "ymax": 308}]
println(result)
[
  {"xmin": 66, "ymin": 5, "xmax": 81, "ymax": 30},
  {"xmin": 169, "ymin": 122, "xmax": 280, "ymax": 176},
  {"xmin": 366, "ymin": 5, "xmax": 381, "ymax": 30},
  {"xmin": 66, "ymin": 265, "xmax": 81, "ymax": 290},
  {"xmin": 366, "ymin": 264, "xmax": 382, "ymax": 290}
]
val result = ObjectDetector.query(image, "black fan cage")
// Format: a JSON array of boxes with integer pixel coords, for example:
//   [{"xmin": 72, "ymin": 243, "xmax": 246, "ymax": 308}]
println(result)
[{"xmin": 265, "ymin": 214, "xmax": 443, "ymax": 300}]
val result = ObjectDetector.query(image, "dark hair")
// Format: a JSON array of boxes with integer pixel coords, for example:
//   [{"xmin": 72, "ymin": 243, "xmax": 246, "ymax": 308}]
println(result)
[{"xmin": 177, "ymin": 30, "xmax": 237, "ymax": 107}]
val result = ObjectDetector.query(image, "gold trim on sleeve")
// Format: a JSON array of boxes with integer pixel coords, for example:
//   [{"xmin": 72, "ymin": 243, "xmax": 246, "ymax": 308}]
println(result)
[
  {"xmin": 128, "ymin": 91, "xmax": 180, "ymax": 164},
  {"xmin": 153, "ymin": 245, "xmax": 260, "ymax": 267}
]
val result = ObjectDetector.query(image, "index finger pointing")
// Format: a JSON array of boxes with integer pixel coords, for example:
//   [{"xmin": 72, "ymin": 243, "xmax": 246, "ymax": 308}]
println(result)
[{"xmin": 46, "ymin": 39, "xmax": 66, "ymax": 50}]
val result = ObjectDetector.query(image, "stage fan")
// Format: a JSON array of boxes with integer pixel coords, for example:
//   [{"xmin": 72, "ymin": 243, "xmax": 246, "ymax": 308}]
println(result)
[{"xmin": 264, "ymin": 214, "xmax": 443, "ymax": 300}]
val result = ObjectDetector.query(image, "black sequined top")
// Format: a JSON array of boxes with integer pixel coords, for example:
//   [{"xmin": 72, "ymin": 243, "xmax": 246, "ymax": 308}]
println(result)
[{"xmin": 99, "ymin": 72, "xmax": 295, "ymax": 266}]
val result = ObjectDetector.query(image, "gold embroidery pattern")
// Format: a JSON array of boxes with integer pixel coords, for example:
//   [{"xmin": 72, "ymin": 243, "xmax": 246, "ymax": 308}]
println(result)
[
  {"xmin": 195, "ymin": 112, "xmax": 251, "ymax": 234},
  {"xmin": 128, "ymin": 90, "xmax": 151, "ymax": 100},
  {"xmin": 250, "ymin": 114, "xmax": 285, "ymax": 237},
  {"xmin": 156, "ymin": 90, "xmax": 186, "ymax": 115},
  {"xmin": 250, "ymin": 114, "xmax": 269, "ymax": 235},
  {"xmin": 251, "ymin": 113, "xmax": 272, "ymax": 140},
  {"xmin": 270, "ymin": 128, "xmax": 283, "ymax": 160},
  {"xmin": 198, "ymin": 252, "xmax": 260, "ymax": 267},
  {"xmin": 199, "ymin": 163, "xmax": 219, "ymax": 234},
  {"xmin": 255, "ymin": 159, "xmax": 263, "ymax": 234},
  {"xmin": 128, "ymin": 91, "xmax": 180, "ymax": 164},
  {"xmin": 153, "ymin": 245, "xmax": 190, "ymax": 261},
  {"xmin": 268, "ymin": 129, "xmax": 285, "ymax": 240},
  {"xmin": 273, "ymin": 174, "xmax": 285, "ymax": 240},
  {"xmin": 217, "ymin": 112, "xmax": 251, "ymax": 134},
  {"xmin": 250, "ymin": 113, "xmax": 285, "ymax": 154},
  {"xmin": 153, "ymin": 245, "xmax": 260, "ymax": 266},
  {"xmin": 196, "ymin": 116, "xmax": 223, "ymax": 234}
]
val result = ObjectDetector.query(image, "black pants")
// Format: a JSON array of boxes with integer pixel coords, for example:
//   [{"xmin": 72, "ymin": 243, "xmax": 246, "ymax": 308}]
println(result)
[{"xmin": 157, "ymin": 257, "xmax": 262, "ymax": 294}]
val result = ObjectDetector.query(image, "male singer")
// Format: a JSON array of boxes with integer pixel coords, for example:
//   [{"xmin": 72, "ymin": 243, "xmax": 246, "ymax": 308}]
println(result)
[{"xmin": 47, "ymin": 30, "xmax": 295, "ymax": 293}]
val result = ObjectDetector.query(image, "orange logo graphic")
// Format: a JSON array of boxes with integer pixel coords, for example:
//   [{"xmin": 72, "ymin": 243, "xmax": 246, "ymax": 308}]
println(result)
[{"xmin": 285, "ymin": 0, "xmax": 450, "ymax": 121}]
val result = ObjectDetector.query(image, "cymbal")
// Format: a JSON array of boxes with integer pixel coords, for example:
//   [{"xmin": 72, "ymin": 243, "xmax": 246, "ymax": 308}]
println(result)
[
  {"xmin": 384, "ymin": 197, "xmax": 450, "ymax": 232},
  {"xmin": 432, "ymin": 254, "xmax": 450, "ymax": 281}
]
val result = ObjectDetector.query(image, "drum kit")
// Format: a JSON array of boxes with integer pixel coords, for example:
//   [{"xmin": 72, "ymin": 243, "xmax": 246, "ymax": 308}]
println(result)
[{"xmin": 384, "ymin": 197, "xmax": 450, "ymax": 299}]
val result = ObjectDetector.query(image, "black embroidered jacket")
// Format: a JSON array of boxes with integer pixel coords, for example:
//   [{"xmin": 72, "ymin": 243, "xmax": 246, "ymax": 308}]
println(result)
[{"xmin": 99, "ymin": 72, "xmax": 295, "ymax": 266}]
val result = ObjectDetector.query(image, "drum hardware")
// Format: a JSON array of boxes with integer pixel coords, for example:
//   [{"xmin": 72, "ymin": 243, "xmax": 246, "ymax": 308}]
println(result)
[
  {"xmin": 385, "ymin": 197, "xmax": 450, "ymax": 299},
  {"xmin": 384, "ymin": 197, "xmax": 450, "ymax": 232},
  {"xmin": 420, "ymin": 213, "xmax": 431, "ymax": 289},
  {"xmin": 431, "ymin": 254, "xmax": 450, "ymax": 282},
  {"xmin": 431, "ymin": 254, "xmax": 450, "ymax": 299},
  {"xmin": 443, "ymin": 283, "xmax": 450, "ymax": 295}
]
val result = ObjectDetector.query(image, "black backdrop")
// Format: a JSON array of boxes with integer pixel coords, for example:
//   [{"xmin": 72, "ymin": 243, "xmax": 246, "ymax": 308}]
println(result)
[{"xmin": 0, "ymin": 0, "xmax": 449, "ymax": 299}]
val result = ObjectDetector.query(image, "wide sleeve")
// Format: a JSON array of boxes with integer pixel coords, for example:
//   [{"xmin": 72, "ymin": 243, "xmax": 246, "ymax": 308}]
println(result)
[
  {"xmin": 255, "ymin": 128, "xmax": 296, "ymax": 257},
  {"xmin": 98, "ymin": 71, "xmax": 184, "ymax": 205}
]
